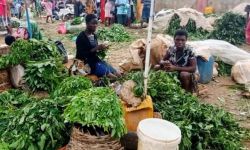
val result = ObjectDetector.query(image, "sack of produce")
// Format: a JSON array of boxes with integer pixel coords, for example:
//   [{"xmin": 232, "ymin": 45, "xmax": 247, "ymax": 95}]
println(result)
[
  {"xmin": 9, "ymin": 64, "xmax": 25, "ymax": 88},
  {"xmin": 120, "ymin": 80, "xmax": 142, "ymax": 107},
  {"xmin": 231, "ymin": 59, "xmax": 250, "ymax": 84}
]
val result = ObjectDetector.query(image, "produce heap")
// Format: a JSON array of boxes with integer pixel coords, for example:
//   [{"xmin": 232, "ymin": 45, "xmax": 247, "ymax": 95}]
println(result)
[
  {"xmin": 71, "ymin": 17, "xmax": 83, "ymax": 25},
  {"xmin": 166, "ymin": 12, "xmax": 246, "ymax": 45},
  {"xmin": 0, "ymin": 39, "xmax": 67, "ymax": 92},
  {"xmin": 64, "ymin": 87, "xmax": 126, "ymax": 138},
  {"xmin": 97, "ymin": 24, "xmax": 132, "ymax": 42},
  {"xmin": 0, "ymin": 77, "xmax": 126, "ymax": 149},
  {"xmin": 209, "ymin": 12, "xmax": 246, "ymax": 45},
  {"xmin": 166, "ymin": 14, "xmax": 209, "ymax": 40},
  {"xmin": 121, "ymin": 71, "xmax": 248, "ymax": 150}
]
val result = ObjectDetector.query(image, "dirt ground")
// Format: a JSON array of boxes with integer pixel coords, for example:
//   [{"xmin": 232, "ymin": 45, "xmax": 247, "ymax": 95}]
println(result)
[{"xmin": 1, "ymin": 18, "xmax": 250, "ymax": 148}]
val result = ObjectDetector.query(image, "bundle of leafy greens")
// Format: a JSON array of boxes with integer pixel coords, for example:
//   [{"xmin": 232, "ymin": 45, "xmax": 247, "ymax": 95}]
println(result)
[
  {"xmin": 217, "ymin": 60, "xmax": 232, "ymax": 76},
  {"xmin": 97, "ymin": 24, "xmax": 131, "ymax": 42},
  {"xmin": 209, "ymin": 12, "xmax": 246, "ymax": 45},
  {"xmin": 0, "ymin": 90, "xmax": 70, "ymax": 150},
  {"xmin": 123, "ymin": 71, "xmax": 247, "ymax": 150},
  {"xmin": 24, "ymin": 60, "xmax": 67, "ymax": 92},
  {"xmin": 0, "ymin": 39, "xmax": 61, "ymax": 69},
  {"xmin": 52, "ymin": 76, "xmax": 93, "ymax": 97},
  {"xmin": 166, "ymin": 14, "xmax": 209, "ymax": 40},
  {"xmin": 64, "ymin": 87, "xmax": 127, "ymax": 138},
  {"xmin": 71, "ymin": 17, "xmax": 83, "ymax": 25}
]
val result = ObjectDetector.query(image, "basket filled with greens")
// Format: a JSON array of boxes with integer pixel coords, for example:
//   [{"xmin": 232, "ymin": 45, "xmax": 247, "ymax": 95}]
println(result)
[{"xmin": 64, "ymin": 87, "xmax": 126, "ymax": 150}]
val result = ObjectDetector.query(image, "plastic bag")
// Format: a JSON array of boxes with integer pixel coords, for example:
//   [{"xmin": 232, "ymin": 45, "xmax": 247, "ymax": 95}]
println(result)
[
  {"xmin": 10, "ymin": 65, "xmax": 25, "ymax": 88},
  {"xmin": 231, "ymin": 59, "xmax": 250, "ymax": 84},
  {"xmin": 58, "ymin": 23, "xmax": 67, "ymax": 34}
]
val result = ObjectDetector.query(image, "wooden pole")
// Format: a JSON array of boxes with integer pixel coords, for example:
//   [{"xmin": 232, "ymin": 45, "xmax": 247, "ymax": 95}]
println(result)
[{"xmin": 143, "ymin": 0, "xmax": 154, "ymax": 97}]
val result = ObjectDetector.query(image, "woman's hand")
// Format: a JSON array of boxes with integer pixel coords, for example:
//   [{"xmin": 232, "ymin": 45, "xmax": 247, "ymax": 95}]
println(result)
[{"xmin": 97, "ymin": 44, "xmax": 108, "ymax": 51}]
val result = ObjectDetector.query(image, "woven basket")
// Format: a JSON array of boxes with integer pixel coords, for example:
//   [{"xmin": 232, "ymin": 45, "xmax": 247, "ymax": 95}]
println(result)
[{"xmin": 66, "ymin": 127, "xmax": 124, "ymax": 150}]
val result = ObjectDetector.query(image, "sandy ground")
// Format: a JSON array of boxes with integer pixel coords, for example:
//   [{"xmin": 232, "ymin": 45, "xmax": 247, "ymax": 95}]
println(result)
[{"xmin": 0, "ymin": 18, "xmax": 250, "ymax": 148}]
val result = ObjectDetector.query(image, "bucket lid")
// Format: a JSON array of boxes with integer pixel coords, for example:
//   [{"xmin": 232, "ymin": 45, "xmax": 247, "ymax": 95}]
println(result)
[{"xmin": 137, "ymin": 118, "xmax": 181, "ymax": 143}]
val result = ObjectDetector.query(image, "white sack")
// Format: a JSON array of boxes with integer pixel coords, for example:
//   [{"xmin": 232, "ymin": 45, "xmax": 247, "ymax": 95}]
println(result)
[
  {"xmin": 154, "ymin": 8, "xmax": 213, "ymax": 31},
  {"xmin": 10, "ymin": 65, "xmax": 25, "ymax": 88},
  {"xmin": 231, "ymin": 59, "xmax": 250, "ymax": 84}
]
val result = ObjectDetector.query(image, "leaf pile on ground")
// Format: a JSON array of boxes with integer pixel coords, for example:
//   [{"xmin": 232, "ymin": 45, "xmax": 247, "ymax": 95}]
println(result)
[
  {"xmin": 52, "ymin": 76, "xmax": 93, "ymax": 97},
  {"xmin": 97, "ymin": 24, "xmax": 131, "ymax": 42},
  {"xmin": 0, "ymin": 39, "xmax": 67, "ymax": 92},
  {"xmin": 209, "ymin": 12, "xmax": 246, "ymax": 45},
  {"xmin": 166, "ymin": 14, "xmax": 209, "ymax": 40},
  {"xmin": 0, "ymin": 90, "xmax": 70, "ymax": 150},
  {"xmin": 64, "ymin": 87, "xmax": 127, "ymax": 139},
  {"xmin": 123, "ymin": 71, "xmax": 248, "ymax": 150}
]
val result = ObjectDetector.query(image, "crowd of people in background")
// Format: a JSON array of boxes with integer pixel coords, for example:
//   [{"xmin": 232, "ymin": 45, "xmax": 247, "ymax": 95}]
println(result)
[{"xmin": 0, "ymin": 0, "xmax": 152, "ymax": 34}]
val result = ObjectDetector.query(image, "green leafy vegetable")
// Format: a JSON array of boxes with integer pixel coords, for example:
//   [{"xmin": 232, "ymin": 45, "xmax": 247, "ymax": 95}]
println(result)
[
  {"xmin": 52, "ymin": 76, "xmax": 93, "ymax": 97},
  {"xmin": 209, "ymin": 12, "xmax": 246, "ymax": 45},
  {"xmin": 24, "ymin": 60, "xmax": 67, "ymax": 92},
  {"xmin": 166, "ymin": 14, "xmax": 209, "ymax": 40},
  {"xmin": 217, "ymin": 60, "xmax": 232, "ymax": 76},
  {"xmin": 97, "ymin": 24, "xmax": 131, "ymax": 42},
  {"xmin": 124, "ymin": 71, "xmax": 247, "ymax": 149},
  {"xmin": 64, "ymin": 87, "xmax": 127, "ymax": 138},
  {"xmin": 71, "ymin": 17, "xmax": 83, "ymax": 25}
]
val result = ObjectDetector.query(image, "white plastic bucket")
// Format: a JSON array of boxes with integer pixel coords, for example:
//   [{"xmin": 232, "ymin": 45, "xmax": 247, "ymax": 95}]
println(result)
[{"xmin": 137, "ymin": 118, "xmax": 181, "ymax": 150}]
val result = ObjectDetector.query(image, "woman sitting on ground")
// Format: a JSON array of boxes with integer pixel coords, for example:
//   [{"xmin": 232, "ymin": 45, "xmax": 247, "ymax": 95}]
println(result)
[{"xmin": 76, "ymin": 14, "xmax": 120, "ymax": 78}]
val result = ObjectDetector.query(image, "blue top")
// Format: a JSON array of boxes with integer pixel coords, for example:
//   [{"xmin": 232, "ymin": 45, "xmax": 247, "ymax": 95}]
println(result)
[{"xmin": 115, "ymin": 0, "xmax": 129, "ymax": 15}]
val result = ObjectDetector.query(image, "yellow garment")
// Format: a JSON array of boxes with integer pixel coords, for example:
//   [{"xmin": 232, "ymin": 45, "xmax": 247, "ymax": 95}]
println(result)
[
  {"xmin": 136, "ymin": 0, "xmax": 143, "ymax": 20},
  {"xmin": 204, "ymin": 6, "xmax": 214, "ymax": 15}
]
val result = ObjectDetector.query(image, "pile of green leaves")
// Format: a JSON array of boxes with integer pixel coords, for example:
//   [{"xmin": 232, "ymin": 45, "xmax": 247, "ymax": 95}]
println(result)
[
  {"xmin": 71, "ymin": 17, "xmax": 83, "ymax": 25},
  {"xmin": 0, "ymin": 39, "xmax": 61, "ymax": 69},
  {"xmin": 24, "ymin": 60, "xmax": 67, "ymax": 92},
  {"xmin": 0, "ymin": 90, "xmax": 70, "ymax": 150},
  {"xmin": 97, "ymin": 24, "xmax": 131, "ymax": 42},
  {"xmin": 64, "ymin": 87, "xmax": 126, "ymax": 138},
  {"xmin": 52, "ymin": 76, "xmax": 93, "ymax": 97},
  {"xmin": 166, "ymin": 14, "xmax": 209, "ymax": 40},
  {"xmin": 29, "ymin": 39, "xmax": 61, "ymax": 61},
  {"xmin": 217, "ymin": 61, "xmax": 232, "ymax": 76},
  {"xmin": 10, "ymin": 20, "xmax": 20, "ymax": 28},
  {"xmin": 0, "ymin": 40, "xmax": 32, "ymax": 69},
  {"xmin": 124, "ymin": 71, "xmax": 247, "ymax": 150},
  {"xmin": 209, "ymin": 12, "xmax": 246, "ymax": 45}
]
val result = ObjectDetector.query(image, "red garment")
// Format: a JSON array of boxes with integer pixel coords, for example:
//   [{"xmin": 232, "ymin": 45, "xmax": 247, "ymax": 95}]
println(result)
[{"xmin": 0, "ymin": 0, "xmax": 7, "ymax": 16}]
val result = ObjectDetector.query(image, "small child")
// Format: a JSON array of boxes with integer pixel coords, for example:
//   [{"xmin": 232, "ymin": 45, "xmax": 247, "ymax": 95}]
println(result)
[
  {"xmin": 42, "ymin": 0, "xmax": 53, "ymax": 23},
  {"xmin": 104, "ymin": 0, "xmax": 114, "ymax": 26}
]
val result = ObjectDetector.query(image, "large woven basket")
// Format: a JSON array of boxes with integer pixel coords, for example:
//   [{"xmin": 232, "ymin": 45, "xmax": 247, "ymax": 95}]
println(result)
[{"xmin": 66, "ymin": 127, "xmax": 123, "ymax": 150}]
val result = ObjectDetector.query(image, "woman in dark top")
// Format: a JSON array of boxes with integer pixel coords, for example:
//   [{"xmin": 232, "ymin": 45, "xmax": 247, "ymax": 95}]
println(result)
[{"xmin": 76, "ymin": 14, "xmax": 120, "ymax": 78}]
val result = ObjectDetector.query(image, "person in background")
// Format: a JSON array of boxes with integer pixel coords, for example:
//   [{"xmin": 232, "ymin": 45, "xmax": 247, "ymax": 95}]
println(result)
[
  {"xmin": 126, "ymin": 0, "xmax": 134, "ymax": 26},
  {"xmin": 74, "ymin": 0, "xmax": 83, "ymax": 17},
  {"xmin": 0, "ymin": 0, "xmax": 12, "ymax": 34},
  {"xmin": 115, "ymin": 0, "xmax": 129, "ymax": 26},
  {"xmin": 154, "ymin": 30, "xmax": 198, "ymax": 93},
  {"xmin": 85, "ymin": 0, "xmax": 96, "ymax": 15},
  {"xmin": 5, "ymin": 34, "xmax": 15, "ymax": 45},
  {"xmin": 76, "ymin": 14, "xmax": 121, "ymax": 78},
  {"xmin": 42, "ymin": 0, "xmax": 53, "ymax": 23},
  {"xmin": 140, "ymin": 0, "xmax": 150, "ymax": 28},
  {"xmin": 104, "ymin": 0, "xmax": 114, "ymax": 26}
]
